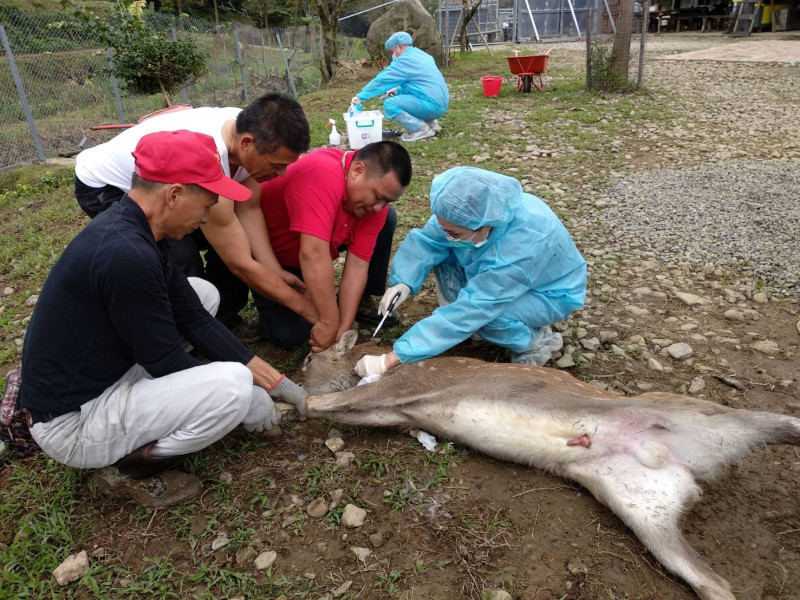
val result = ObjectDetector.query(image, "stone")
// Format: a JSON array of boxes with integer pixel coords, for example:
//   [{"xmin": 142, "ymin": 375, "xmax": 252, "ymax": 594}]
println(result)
[
  {"xmin": 567, "ymin": 557, "xmax": 589, "ymax": 575},
  {"xmin": 647, "ymin": 357, "xmax": 664, "ymax": 371},
  {"xmin": 53, "ymin": 551, "xmax": 89, "ymax": 586},
  {"xmin": 675, "ymin": 292, "xmax": 709, "ymax": 306},
  {"xmin": 369, "ymin": 532, "xmax": 384, "ymax": 548},
  {"xmin": 481, "ymin": 591, "xmax": 512, "ymax": 600},
  {"xmin": 341, "ymin": 504, "xmax": 367, "ymax": 528},
  {"xmin": 25, "ymin": 294, "xmax": 39, "ymax": 307},
  {"xmin": 610, "ymin": 344, "xmax": 626, "ymax": 357},
  {"xmin": 332, "ymin": 581, "xmax": 353, "ymax": 598},
  {"xmin": 366, "ymin": 0, "xmax": 444, "ymax": 66},
  {"xmin": 751, "ymin": 340, "xmax": 779, "ymax": 355},
  {"xmin": 329, "ymin": 488, "xmax": 345, "ymax": 511},
  {"xmin": 3, "ymin": 287, "xmax": 13, "ymax": 296},
  {"xmin": 626, "ymin": 305, "xmax": 650, "ymax": 316},
  {"xmin": 724, "ymin": 309, "xmax": 745, "ymax": 322},
  {"xmin": 325, "ymin": 437, "xmax": 345, "ymax": 453},
  {"xmin": 255, "ymin": 550, "xmax": 278, "ymax": 571},
  {"xmin": 335, "ymin": 451, "xmax": 355, "ymax": 467},
  {"xmin": 667, "ymin": 343, "xmax": 694, "ymax": 360},
  {"xmin": 211, "ymin": 532, "xmax": 230, "ymax": 551},
  {"xmin": 628, "ymin": 335, "xmax": 646, "ymax": 346},
  {"xmin": 580, "ymin": 337, "xmax": 600, "ymax": 351},
  {"xmin": 555, "ymin": 354, "xmax": 575, "ymax": 368},
  {"xmin": 688, "ymin": 376, "xmax": 705, "ymax": 394},
  {"xmin": 752, "ymin": 292, "xmax": 768, "ymax": 304},
  {"xmin": 235, "ymin": 546, "xmax": 258, "ymax": 565},
  {"xmin": 307, "ymin": 497, "xmax": 329, "ymax": 518},
  {"xmin": 599, "ymin": 330, "xmax": 619, "ymax": 342},
  {"xmin": 350, "ymin": 546, "xmax": 371, "ymax": 562}
]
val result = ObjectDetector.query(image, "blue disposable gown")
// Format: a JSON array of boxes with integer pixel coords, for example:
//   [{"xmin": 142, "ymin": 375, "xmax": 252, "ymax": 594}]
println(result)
[
  {"xmin": 356, "ymin": 47, "xmax": 449, "ymax": 115},
  {"xmin": 390, "ymin": 168, "xmax": 587, "ymax": 363}
]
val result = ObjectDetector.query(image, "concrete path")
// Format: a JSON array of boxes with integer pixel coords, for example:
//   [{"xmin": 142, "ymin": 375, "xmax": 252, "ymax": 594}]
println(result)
[{"xmin": 655, "ymin": 39, "xmax": 800, "ymax": 64}]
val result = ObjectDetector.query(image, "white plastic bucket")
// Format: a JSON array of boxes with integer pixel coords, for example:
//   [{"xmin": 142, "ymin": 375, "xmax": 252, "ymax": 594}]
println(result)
[{"xmin": 342, "ymin": 110, "xmax": 383, "ymax": 150}]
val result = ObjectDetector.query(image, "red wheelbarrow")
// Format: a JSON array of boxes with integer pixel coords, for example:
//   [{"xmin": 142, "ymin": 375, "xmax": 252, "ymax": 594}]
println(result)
[{"xmin": 506, "ymin": 48, "xmax": 554, "ymax": 93}]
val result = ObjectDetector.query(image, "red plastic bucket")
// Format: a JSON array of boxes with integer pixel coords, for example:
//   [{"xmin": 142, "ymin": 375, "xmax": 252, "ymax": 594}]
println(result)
[{"xmin": 480, "ymin": 76, "xmax": 502, "ymax": 97}]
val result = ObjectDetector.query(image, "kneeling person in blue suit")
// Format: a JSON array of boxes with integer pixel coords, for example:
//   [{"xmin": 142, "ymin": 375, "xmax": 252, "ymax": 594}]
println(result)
[
  {"xmin": 354, "ymin": 167, "xmax": 587, "ymax": 377},
  {"xmin": 352, "ymin": 31, "xmax": 449, "ymax": 142}
]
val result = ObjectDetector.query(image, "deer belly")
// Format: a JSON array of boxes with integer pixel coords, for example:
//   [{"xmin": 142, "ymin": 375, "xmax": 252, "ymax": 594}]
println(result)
[{"xmin": 411, "ymin": 399, "xmax": 679, "ymax": 473}]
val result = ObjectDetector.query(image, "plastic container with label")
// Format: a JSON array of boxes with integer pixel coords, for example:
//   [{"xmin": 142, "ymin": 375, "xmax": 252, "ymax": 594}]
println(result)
[{"xmin": 342, "ymin": 110, "xmax": 383, "ymax": 150}]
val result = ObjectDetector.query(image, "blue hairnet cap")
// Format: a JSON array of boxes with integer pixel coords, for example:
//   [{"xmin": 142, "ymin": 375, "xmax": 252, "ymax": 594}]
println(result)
[
  {"xmin": 430, "ymin": 167, "xmax": 522, "ymax": 229},
  {"xmin": 385, "ymin": 31, "xmax": 413, "ymax": 50}
]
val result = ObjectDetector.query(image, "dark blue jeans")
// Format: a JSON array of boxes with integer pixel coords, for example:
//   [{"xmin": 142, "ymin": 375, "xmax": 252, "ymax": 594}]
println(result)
[{"xmin": 254, "ymin": 206, "xmax": 397, "ymax": 349}]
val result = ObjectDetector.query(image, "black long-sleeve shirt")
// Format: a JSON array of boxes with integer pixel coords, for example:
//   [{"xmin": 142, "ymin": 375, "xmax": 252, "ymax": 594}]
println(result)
[{"xmin": 20, "ymin": 195, "xmax": 254, "ymax": 416}]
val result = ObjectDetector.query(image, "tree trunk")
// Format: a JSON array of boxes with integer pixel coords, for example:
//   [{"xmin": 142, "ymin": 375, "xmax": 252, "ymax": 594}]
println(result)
[
  {"xmin": 310, "ymin": 0, "xmax": 343, "ymax": 84},
  {"xmin": 460, "ymin": 0, "xmax": 482, "ymax": 53},
  {"xmin": 611, "ymin": 0, "xmax": 636, "ymax": 78},
  {"xmin": 158, "ymin": 79, "xmax": 173, "ymax": 107}
]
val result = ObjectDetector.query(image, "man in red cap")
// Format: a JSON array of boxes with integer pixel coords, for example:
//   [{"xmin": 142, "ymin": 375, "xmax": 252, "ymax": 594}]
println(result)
[{"xmin": 19, "ymin": 130, "xmax": 307, "ymax": 508}]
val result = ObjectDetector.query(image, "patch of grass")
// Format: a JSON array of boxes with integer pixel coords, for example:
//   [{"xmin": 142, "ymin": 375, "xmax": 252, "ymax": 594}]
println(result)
[
  {"xmin": 374, "ymin": 568, "xmax": 404, "ymax": 594},
  {"xmin": 0, "ymin": 458, "xmax": 83, "ymax": 598},
  {"xmin": 421, "ymin": 442, "xmax": 456, "ymax": 490},
  {"xmin": 356, "ymin": 448, "xmax": 398, "ymax": 481}
]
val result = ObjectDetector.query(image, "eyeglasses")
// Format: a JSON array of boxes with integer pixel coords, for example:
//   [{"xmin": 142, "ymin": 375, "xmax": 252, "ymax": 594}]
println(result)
[{"xmin": 445, "ymin": 230, "xmax": 479, "ymax": 243}]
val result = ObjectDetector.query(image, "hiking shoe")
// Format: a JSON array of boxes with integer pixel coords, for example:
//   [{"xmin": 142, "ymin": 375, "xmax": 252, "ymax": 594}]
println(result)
[
  {"xmin": 93, "ymin": 467, "xmax": 203, "ymax": 508},
  {"xmin": 231, "ymin": 318, "xmax": 264, "ymax": 343},
  {"xmin": 401, "ymin": 123, "xmax": 435, "ymax": 142},
  {"xmin": 355, "ymin": 297, "xmax": 399, "ymax": 329},
  {"xmin": 425, "ymin": 119, "xmax": 442, "ymax": 132}
]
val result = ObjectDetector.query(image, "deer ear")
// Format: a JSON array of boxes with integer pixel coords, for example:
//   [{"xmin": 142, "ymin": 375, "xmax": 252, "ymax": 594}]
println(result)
[{"xmin": 336, "ymin": 330, "xmax": 359, "ymax": 357}]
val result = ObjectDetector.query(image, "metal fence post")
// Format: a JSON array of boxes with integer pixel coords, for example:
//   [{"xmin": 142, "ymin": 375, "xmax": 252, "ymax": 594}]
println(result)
[
  {"xmin": 586, "ymin": 8, "xmax": 592, "ymax": 90},
  {"xmin": 234, "ymin": 28, "xmax": 249, "ymax": 102},
  {"xmin": 171, "ymin": 27, "xmax": 190, "ymax": 105},
  {"xmin": 0, "ymin": 25, "xmax": 45, "ymax": 162},
  {"xmin": 105, "ymin": 47, "xmax": 127, "ymax": 123},
  {"xmin": 275, "ymin": 32, "xmax": 298, "ymax": 99}
]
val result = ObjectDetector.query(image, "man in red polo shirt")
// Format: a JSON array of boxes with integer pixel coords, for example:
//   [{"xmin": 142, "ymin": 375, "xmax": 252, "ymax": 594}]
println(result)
[{"xmin": 256, "ymin": 141, "xmax": 412, "ymax": 351}]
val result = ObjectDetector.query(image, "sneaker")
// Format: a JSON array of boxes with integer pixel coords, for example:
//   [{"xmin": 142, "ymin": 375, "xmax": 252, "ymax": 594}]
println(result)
[
  {"xmin": 355, "ymin": 297, "xmax": 399, "ymax": 329},
  {"xmin": 93, "ymin": 467, "xmax": 203, "ymax": 508},
  {"xmin": 231, "ymin": 318, "xmax": 264, "ymax": 343},
  {"xmin": 401, "ymin": 123, "xmax": 435, "ymax": 142},
  {"xmin": 426, "ymin": 119, "xmax": 442, "ymax": 132}
]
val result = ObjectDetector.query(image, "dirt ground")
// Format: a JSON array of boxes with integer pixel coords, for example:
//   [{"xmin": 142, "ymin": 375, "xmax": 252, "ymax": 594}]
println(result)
[{"xmin": 18, "ymin": 34, "xmax": 799, "ymax": 600}]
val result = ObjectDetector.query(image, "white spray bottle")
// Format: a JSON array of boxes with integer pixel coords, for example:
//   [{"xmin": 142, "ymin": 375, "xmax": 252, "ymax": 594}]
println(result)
[{"xmin": 327, "ymin": 118, "xmax": 341, "ymax": 146}]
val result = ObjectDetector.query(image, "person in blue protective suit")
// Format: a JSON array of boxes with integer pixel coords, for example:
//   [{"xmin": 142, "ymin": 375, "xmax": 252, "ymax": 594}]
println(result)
[
  {"xmin": 351, "ymin": 31, "xmax": 449, "ymax": 142},
  {"xmin": 353, "ymin": 167, "xmax": 587, "ymax": 377}
]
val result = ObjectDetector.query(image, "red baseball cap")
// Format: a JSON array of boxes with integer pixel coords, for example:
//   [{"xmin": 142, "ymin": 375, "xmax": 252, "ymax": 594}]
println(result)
[{"xmin": 132, "ymin": 130, "xmax": 251, "ymax": 202}]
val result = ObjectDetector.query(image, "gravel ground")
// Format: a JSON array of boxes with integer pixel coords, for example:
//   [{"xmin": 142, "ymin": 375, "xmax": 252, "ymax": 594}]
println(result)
[{"xmin": 600, "ymin": 159, "xmax": 800, "ymax": 297}]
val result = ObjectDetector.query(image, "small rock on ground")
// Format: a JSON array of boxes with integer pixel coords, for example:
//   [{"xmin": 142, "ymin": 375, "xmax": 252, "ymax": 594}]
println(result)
[
  {"xmin": 341, "ymin": 504, "xmax": 367, "ymax": 528},
  {"xmin": 255, "ymin": 550, "xmax": 277, "ymax": 571},
  {"xmin": 667, "ymin": 343, "xmax": 694, "ymax": 360},
  {"xmin": 53, "ymin": 551, "xmax": 89, "ymax": 586}
]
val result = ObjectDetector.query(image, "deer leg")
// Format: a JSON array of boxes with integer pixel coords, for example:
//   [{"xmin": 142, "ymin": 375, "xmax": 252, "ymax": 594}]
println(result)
[{"xmin": 564, "ymin": 453, "xmax": 735, "ymax": 600}]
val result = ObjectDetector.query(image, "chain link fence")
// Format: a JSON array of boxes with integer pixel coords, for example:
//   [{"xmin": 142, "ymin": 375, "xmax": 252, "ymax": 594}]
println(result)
[
  {"xmin": 0, "ymin": 5, "xmax": 377, "ymax": 171},
  {"xmin": 1, "ymin": 1, "xmax": 650, "ymax": 170},
  {"xmin": 586, "ymin": 0, "xmax": 649, "ymax": 91}
]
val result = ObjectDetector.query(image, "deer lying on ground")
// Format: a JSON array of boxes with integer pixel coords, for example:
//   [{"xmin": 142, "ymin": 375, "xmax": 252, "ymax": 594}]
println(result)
[{"xmin": 290, "ymin": 330, "xmax": 800, "ymax": 600}]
